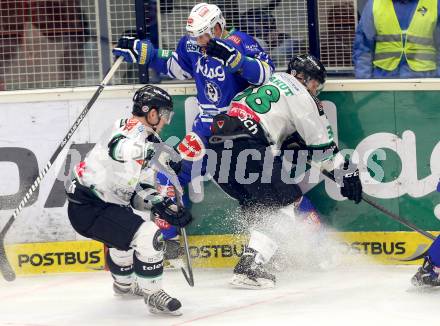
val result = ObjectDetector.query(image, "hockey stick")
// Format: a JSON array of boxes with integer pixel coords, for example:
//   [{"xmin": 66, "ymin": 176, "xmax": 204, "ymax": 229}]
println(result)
[
  {"xmin": 211, "ymin": 134, "xmax": 436, "ymax": 241},
  {"xmin": 0, "ymin": 56, "xmax": 124, "ymax": 282},
  {"xmin": 173, "ymin": 187, "xmax": 195, "ymax": 287},
  {"xmin": 309, "ymin": 161, "xmax": 436, "ymax": 241}
]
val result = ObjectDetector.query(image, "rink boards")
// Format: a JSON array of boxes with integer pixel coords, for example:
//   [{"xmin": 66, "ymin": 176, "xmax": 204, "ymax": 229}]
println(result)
[
  {"xmin": 4, "ymin": 231, "xmax": 440, "ymax": 276},
  {"xmin": 0, "ymin": 80, "xmax": 439, "ymax": 276}
]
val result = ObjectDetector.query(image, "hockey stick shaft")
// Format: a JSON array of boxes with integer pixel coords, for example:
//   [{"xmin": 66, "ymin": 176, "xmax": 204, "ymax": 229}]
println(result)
[
  {"xmin": 174, "ymin": 187, "xmax": 195, "ymax": 287},
  {"xmin": 311, "ymin": 161, "xmax": 436, "ymax": 241},
  {"xmin": 0, "ymin": 56, "xmax": 124, "ymax": 282}
]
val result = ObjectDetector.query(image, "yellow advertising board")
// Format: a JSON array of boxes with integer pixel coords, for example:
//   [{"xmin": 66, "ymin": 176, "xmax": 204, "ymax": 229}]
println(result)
[{"xmin": 5, "ymin": 232, "xmax": 438, "ymax": 276}]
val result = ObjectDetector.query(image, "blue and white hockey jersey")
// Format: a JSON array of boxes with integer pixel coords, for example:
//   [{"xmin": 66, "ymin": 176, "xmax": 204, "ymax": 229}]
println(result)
[
  {"xmin": 149, "ymin": 30, "xmax": 274, "ymax": 240},
  {"xmin": 150, "ymin": 29, "xmax": 274, "ymax": 117}
]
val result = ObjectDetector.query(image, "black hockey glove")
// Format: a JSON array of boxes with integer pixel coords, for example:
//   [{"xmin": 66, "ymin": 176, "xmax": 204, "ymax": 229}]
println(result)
[
  {"xmin": 206, "ymin": 39, "xmax": 244, "ymax": 72},
  {"xmin": 113, "ymin": 36, "xmax": 138, "ymax": 63},
  {"xmin": 336, "ymin": 160, "xmax": 362, "ymax": 204},
  {"xmin": 113, "ymin": 36, "xmax": 156, "ymax": 64},
  {"xmin": 151, "ymin": 197, "xmax": 192, "ymax": 228}
]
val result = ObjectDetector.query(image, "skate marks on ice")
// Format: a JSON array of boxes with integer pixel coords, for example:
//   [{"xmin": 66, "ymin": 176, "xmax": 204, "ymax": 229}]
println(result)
[
  {"xmin": 232, "ymin": 204, "xmax": 373, "ymax": 273},
  {"xmin": 0, "ymin": 209, "xmax": 439, "ymax": 326},
  {"xmin": 1, "ymin": 267, "xmax": 440, "ymax": 326}
]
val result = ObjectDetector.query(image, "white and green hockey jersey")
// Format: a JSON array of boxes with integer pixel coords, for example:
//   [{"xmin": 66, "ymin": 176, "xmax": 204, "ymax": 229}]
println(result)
[
  {"xmin": 228, "ymin": 72, "xmax": 335, "ymax": 149},
  {"xmin": 71, "ymin": 118, "xmax": 158, "ymax": 206}
]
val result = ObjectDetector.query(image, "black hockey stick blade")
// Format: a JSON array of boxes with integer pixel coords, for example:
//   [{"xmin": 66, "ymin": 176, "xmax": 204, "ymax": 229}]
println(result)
[
  {"xmin": 315, "ymin": 164, "xmax": 436, "ymax": 241},
  {"xmin": 173, "ymin": 185, "xmax": 195, "ymax": 287},
  {"xmin": 393, "ymin": 244, "xmax": 429, "ymax": 262},
  {"xmin": 0, "ymin": 216, "xmax": 17, "ymax": 281},
  {"xmin": 0, "ymin": 229, "xmax": 15, "ymax": 281},
  {"xmin": 181, "ymin": 267, "xmax": 194, "ymax": 287},
  {"xmin": 180, "ymin": 227, "xmax": 194, "ymax": 287}
]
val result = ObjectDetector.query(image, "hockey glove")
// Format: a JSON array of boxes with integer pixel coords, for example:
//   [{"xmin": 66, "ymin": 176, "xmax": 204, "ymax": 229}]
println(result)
[
  {"xmin": 206, "ymin": 39, "xmax": 244, "ymax": 72},
  {"xmin": 151, "ymin": 197, "xmax": 192, "ymax": 228},
  {"xmin": 337, "ymin": 160, "xmax": 362, "ymax": 204},
  {"xmin": 113, "ymin": 37, "xmax": 156, "ymax": 65},
  {"xmin": 157, "ymin": 150, "xmax": 182, "ymax": 175}
]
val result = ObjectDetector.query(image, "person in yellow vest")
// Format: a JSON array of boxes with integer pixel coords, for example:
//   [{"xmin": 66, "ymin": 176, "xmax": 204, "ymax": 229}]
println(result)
[{"xmin": 353, "ymin": 0, "xmax": 440, "ymax": 78}]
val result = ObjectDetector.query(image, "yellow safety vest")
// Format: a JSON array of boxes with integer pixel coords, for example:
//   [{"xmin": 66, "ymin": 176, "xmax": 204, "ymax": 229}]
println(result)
[{"xmin": 373, "ymin": 0, "xmax": 437, "ymax": 72}]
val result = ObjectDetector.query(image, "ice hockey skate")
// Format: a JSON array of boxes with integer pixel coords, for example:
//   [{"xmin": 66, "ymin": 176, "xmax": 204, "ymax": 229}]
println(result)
[
  {"xmin": 144, "ymin": 289, "xmax": 182, "ymax": 315},
  {"xmin": 230, "ymin": 249, "xmax": 276, "ymax": 289},
  {"xmin": 411, "ymin": 257, "xmax": 440, "ymax": 287}
]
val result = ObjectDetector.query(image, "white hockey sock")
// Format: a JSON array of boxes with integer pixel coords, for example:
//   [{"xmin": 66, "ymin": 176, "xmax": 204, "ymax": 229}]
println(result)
[
  {"xmin": 108, "ymin": 248, "xmax": 134, "ymax": 285},
  {"xmin": 130, "ymin": 222, "xmax": 164, "ymax": 294},
  {"xmin": 248, "ymin": 230, "xmax": 278, "ymax": 264}
]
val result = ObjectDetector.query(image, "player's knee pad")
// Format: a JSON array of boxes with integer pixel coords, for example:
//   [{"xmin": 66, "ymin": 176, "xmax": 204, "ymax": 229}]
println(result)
[
  {"xmin": 108, "ymin": 248, "xmax": 134, "ymax": 267},
  {"xmin": 131, "ymin": 222, "xmax": 164, "ymax": 260},
  {"xmin": 107, "ymin": 248, "xmax": 134, "ymax": 284},
  {"xmin": 293, "ymin": 195, "xmax": 321, "ymax": 230},
  {"xmin": 130, "ymin": 222, "xmax": 164, "ymax": 292}
]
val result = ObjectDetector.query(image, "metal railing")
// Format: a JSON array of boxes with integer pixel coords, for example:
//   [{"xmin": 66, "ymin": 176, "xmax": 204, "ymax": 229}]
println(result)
[{"xmin": 0, "ymin": 0, "xmax": 357, "ymax": 91}]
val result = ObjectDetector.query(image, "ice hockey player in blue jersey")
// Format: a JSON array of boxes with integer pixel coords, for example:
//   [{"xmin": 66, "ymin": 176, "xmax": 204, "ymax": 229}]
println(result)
[
  {"xmin": 412, "ymin": 236, "xmax": 440, "ymax": 287},
  {"xmin": 113, "ymin": 2, "xmax": 274, "ymax": 241},
  {"xmin": 411, "ymin": 180, "xmax": 440, "ymax": 287}
]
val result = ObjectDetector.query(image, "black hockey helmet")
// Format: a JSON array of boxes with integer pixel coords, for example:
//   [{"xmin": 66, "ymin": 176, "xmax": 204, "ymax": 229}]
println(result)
[
  {"xmin": 286, "ymin": 54, "xmax": 327, "ymax": 93},
  {"xmin": 132, "ymin": 85, "xmax": 174, "ymax": 124}
]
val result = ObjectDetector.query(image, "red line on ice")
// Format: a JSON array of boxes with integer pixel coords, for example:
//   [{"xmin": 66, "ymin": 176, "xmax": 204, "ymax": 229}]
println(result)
[{"xmin": 172, "ymin": 291, "xmax": 305, "ymax": 325}]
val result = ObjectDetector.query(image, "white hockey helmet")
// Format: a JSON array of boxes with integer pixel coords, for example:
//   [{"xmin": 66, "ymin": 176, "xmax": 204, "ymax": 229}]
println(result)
[{"xmin": 186, "ymin": 3, "xmax": 226, "ymax": 38}]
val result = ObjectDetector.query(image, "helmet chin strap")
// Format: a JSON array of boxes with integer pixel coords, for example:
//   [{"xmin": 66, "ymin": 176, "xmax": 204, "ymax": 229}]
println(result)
[{"xmin": 145, "ymin": 110, "xmax": 160, "ymax": 130}]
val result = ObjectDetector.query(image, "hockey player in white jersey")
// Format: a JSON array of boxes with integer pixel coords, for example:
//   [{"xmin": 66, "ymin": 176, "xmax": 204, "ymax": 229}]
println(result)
[
  {"xmin": 66, "ymin": 85, "xmax": 191, "ymax": 315},
  {"xmin": 209, "ymin": 54, "xmax": 363, "ymax": 289}
]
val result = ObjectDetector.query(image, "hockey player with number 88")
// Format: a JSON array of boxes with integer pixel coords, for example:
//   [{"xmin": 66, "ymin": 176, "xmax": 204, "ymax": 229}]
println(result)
[
  {"xmin": 112, "ymin": 3, "xmax": 274, "ymax": 246},
  {"xmin": 209, "ymin": 55, "xmax": 363, "ymax": 288}
]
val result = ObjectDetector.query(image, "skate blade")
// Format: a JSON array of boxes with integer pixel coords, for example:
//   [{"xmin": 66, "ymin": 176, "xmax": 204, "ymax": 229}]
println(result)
[
  {"xmin": 113, "ymin": 285, "xmax": 143, "ymax": 299},
  {"xmin": 411, "ymin": 278, "xmax": 440, "ymax": 289},
  {"xmin": 149, "ymin": 307, "xmax": 182, "ymax": 316},
  {"xmin": 114, "ymin": 292, "xmax": 142, "ymax": 300},
  {"xmin": 230, "ymin": 274, "xmax": 275, "ymax": 290}
]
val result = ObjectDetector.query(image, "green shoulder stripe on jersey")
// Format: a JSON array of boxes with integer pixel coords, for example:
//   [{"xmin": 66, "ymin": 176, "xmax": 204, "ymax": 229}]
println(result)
[
  {"xmin": 108, "ymin": 133, "xmax": 127, "ymax": 163},
  {"xmin": 222, "ymin": 28, "xmax": 236, "ymax": 39},
  {"xmin": 119, "ymin": 119, "xmax": 127, "ymax": 128},
  {"xmin": 157, "ymin": 49, "xmax": 173, "ymax": 59}
]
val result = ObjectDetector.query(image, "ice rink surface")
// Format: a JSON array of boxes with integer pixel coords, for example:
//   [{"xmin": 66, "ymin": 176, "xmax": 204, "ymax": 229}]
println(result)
[{"xmin": 1, "ymin": 264, "xmax": 440, "ymax": 326}]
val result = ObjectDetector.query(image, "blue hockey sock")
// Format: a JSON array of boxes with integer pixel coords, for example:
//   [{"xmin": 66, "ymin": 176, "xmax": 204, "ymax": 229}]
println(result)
[
  {"xmin": 427, "ymin": 236, "xmax": 440, "ymax": 267},
  {"xmin": 294, "ymin": 196, "xmax": 321, "ymax": 227}
]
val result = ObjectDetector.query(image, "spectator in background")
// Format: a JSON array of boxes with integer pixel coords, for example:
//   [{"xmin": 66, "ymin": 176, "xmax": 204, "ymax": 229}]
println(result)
[
  {"xmin": 0, "ymin": 0, "xmax": 90, "ymax": 90},
  {"xmin": 239, "ymin": 0, "xmax": 302, "ymax": 66},
  {"xmin": 320, "ymin": 1, "xmax": 356, "ymax": 68},
  {"xmin": 353, "ymin": 0, "xmax": 440, "ymax": 78}
]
